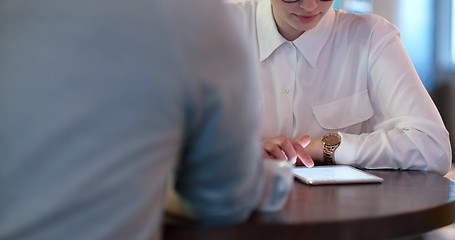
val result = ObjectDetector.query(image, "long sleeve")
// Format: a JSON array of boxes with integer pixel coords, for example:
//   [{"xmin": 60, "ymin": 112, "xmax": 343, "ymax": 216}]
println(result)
[
  {"xmin": 335, "ymin": 18, "xmax": 452, "ymax": 175},
  {"xmin": 169, "ymin": 0, "xmax": 263, "ymax": 225}
]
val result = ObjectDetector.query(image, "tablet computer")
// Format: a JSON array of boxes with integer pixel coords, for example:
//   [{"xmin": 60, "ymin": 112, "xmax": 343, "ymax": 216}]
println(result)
[{"xmin": 293, "ymin": 165, "xmax": 383, "ymax": 185}]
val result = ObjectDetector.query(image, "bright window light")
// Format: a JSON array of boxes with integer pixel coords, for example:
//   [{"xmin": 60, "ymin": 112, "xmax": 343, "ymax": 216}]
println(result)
[
  {"xmin": 452, "ymin": 0, "xmax": 455, "ymax": 64},
  {"xmin": 343, "ymin": 0, "xmax": 372, "ymax": 13}
]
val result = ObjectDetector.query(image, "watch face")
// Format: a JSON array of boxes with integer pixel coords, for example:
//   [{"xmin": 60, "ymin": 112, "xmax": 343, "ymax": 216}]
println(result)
[{"xmin": 324, "ymin": 134, "xmax": 340, "ymax": 145}]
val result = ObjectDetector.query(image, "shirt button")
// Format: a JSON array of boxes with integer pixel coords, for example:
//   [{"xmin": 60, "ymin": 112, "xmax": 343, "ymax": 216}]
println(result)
[{"xmin": 283, "ymin": 88, "xmax": 290, "ymax": 94}]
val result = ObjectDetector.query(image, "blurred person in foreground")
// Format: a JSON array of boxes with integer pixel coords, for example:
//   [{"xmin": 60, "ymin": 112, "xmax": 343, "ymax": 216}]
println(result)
[{"xmin": 0, "ymin": 0, "xmax": 266, "ymax": 239}]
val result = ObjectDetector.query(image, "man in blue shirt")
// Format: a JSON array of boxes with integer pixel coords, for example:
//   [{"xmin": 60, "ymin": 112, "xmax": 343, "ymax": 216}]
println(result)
[{"xmin": 0, "ymin": 0, "xmax": 263, "ymax": 239}]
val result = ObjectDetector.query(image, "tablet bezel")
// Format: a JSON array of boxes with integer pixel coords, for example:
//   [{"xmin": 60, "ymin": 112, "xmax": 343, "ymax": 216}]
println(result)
[{"xmin": 293, "ymin": 165, "xmax": 384, "ymax": 185}]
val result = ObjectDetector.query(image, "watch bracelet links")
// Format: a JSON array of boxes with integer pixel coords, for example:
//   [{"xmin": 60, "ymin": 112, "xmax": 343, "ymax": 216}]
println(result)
[{"xmin": 323, "ymin": 146, "xmax": 336, "ymax": 164}]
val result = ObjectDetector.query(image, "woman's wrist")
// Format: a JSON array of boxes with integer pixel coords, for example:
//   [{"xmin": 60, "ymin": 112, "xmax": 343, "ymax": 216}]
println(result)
[{"xmin": 305, "ymin": 138, "xmax": 324, "ymax": 163}]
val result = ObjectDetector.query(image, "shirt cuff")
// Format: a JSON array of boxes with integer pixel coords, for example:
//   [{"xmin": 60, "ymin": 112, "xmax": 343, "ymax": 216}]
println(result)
[{"xmin": 334, "ymin": 132, "xmax": 358, "ymax": 166}]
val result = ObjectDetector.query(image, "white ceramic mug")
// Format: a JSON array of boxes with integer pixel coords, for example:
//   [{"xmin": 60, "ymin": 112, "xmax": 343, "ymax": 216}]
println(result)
[{"xmin": 257, "ymin": 159, "xmax": 294, "ymax": 212}]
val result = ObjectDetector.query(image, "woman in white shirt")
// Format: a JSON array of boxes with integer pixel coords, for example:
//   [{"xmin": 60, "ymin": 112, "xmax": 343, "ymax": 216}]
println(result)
[{"xmin": 229, "ymin": 0, "xmax": 452, "ymax": 175}]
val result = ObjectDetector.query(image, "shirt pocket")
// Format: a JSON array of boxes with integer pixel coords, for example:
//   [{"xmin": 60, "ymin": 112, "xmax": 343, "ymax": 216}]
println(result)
[{"xmin": 312, "ymin": 90, "xmax": 374, "ymax": 130}]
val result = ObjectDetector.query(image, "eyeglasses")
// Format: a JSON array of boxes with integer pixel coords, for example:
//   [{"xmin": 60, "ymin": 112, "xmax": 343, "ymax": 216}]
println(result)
[{"xmin": 281, "ymin": 0, "xmax": 333, "ymax": 3}]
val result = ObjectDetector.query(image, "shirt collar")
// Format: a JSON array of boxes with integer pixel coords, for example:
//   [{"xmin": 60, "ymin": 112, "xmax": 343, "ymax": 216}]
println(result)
[
  {"xmin": 256, "ymin": 0, "xmax": 287, "ymax": 62},
  {"xmin": 293, "ymin": 8, "xmax": 335, "ymax": 68},
  {"xmin": 256, "ymin": 1, "xmax": 336, "ymax": 68}
]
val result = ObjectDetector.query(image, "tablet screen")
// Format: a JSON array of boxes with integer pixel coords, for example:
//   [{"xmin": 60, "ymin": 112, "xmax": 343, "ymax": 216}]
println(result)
[{"xmin": 293, "ymin": 165, "xmax": 383, "ymax": 185}]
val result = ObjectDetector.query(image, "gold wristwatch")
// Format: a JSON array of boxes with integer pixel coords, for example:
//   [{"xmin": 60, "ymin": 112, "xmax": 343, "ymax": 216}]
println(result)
[{"xmin": 321, "ymin": 133, "xmax": 341, "ymax": 164}]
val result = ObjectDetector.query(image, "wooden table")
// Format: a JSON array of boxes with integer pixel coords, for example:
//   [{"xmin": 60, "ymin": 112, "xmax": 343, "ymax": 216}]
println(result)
[{"xmin": 164, "ymin": 170, "xmax": 455, "ymax": 240}]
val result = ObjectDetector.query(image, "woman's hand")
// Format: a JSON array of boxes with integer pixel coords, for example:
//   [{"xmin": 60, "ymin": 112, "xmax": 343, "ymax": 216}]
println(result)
[{"xmin": 262, "ymin": 135, "xmax": 314, "ymax": 167}]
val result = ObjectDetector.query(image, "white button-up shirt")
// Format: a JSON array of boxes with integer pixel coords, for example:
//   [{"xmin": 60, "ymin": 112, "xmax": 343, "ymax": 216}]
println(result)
[{"xmin": 229, "ymin": 0, "xmax": 451, "ymax": 175}]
